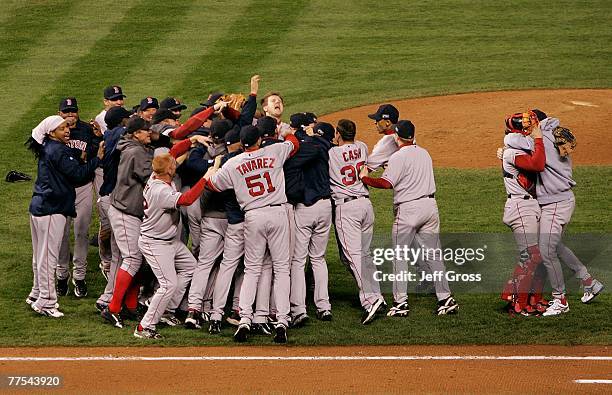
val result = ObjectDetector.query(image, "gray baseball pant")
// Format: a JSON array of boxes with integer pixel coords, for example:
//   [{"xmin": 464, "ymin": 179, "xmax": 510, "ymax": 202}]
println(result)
[
  {"xmin": 334, "ymin": 197, "xmax": 382, "ymax": 310},
  {"xmin": 96, "ymin": 211, "xmax": 121, "ymax": 305},
  {"xmin": 107, "ymin": 205, "xmax": 143, "ymax": 276},
  {"xmin": 187, "ymin": 216, "xmax": 227, "ymax": 311},
  {"xmin": 93, "ymin": 168, "xmax": 112, "ymax": 266},
  {"xmin": 239, "ymin": 204, "xmax": 292, "ymax": 327},
  {"xmin": 290, "ymin": 199, "xmax": 332, "ymax": 315},
  {"xmin": 180, "ymin": 185, "xmax": 202, "ymax": 257},
  {"xmin": 57, "ymin": 182, "xmax": 93, "ymax": 281},
  {"xmin": 210, "ymin": 222, "xmax": 245, "ymax": 321},
  {"xmin": 138, "ymin": 236, "xmax": 197, "ymax": 330},
  {"xmin": 392, "ymin": 198, "xmax": 451, "ymax": 303},
  {"xmin": 539, "ymin": 197, "xmax": 575, "ymax": 298},
  {"xmin": 29, "ymin": 214, "xmax": 66, "ymax": 310}
]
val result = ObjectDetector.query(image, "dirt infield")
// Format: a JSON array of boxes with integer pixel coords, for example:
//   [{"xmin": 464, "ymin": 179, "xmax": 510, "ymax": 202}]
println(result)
[
  {"xmin": 0, "ymin": 346, "xmax": 610, "ymax": 393},
  {"xmin": 320, "ymin": 89, "xmax": 612, "ymax": 168}
]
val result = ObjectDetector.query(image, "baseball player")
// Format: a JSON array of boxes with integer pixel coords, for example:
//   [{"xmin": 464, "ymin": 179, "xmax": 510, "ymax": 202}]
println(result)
[
  {"xmin": 361, "ymin": 120, "xmax": 459, "ymax": 315},
  {"xmin": 26, "ymin": 115, "xmax": 103, "ymax": 317},
  {"xmin": 289, "ymin": 121, "xmax": 335, "ymax": 325},
  {"xmin": 134, "ymin": 153, "xmax": 220, "ymax": 339},
  {"xmin": 95, "ymin": 85, "xmax": 126, "ymax": 134},
  {"xmin": 498, "ymin": 112, "xmax": 547, "ymax": 315},
  {"xmin": 260, "ymin": 92, "xmax": 291, "ymax": 136},
  {"xmin": 56, "ymin": 97, "xmax": 101, "ymax": 298},
  {"xmin": 366, "ymin": 104, "xmax": 400, "ymax": 171},
  {"xmin": 137, "ymin": 97, "xmax": 159, "ymax": 122},
  {"xmin": 329, "ymin": 119, "xmax": 386, "ymax": 324},
  {"xmin": 207, "ymin": 125, "xmax": 300, "ymax": 343},
  {"xmin": 159, "ymin": 97, "xmax": 187, "ymax": 121},
  {"xmin": 504, "ymin": 110, "xmax": 604, "ymax": 316}
]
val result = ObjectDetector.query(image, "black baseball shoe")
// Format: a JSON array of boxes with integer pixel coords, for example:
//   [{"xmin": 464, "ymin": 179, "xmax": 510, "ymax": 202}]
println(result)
[
  {"xmin": 226, "ymin": 310, "xmax": 240, "ymax": 326},
  {"xmin": 101, "ymin": 307, "xmax": 124, "ymax": 328},
  {"xmin": 252, "ymin": 323, "xmax": 273, "ymax": 335},
  {"xmin": 56, "ymin": 277, "xmax": 69, "ymax": 296},
  {"xmin": 316, "ymin": 310, "xmax": 333, "ymax": 321},
  {"xmin": 134, "ymin": 325, "xmax": 162, "ymax": 340},
  {"xmin": 435, "ymin": 296, "xmax": 459, "ymax": 315},
  {"xmin": 290, "ymin": 313, "xmax": 309, "ymax": 328},
  {"xmin": 72, "ymin": 278, "xmax": 87, "ymax": 298},
  {"xmin": 159, "ymin": 312, "xmax": 181, "ymax": 327},
  {"xmin": 387, "ymin": 301, "xmax": 410, "ymax": 317},
  {"xmin": 209, "ymin": 320, "xmax": 222, "ymax": 334},
  {"xmin": 273, "ymin": 323, "xmax": 288, "ymax": 344},
  {"xmin": 95, "ymin": 301, "xmax": 108, "ymax": 313},
  {"xmin": 234, "ymin": 323, "xmax": 250, "ymax": 343},
  {"xmin": 361, "ymin": 298, "xmax": 385, "ymax": 325},
  {"xmin": 184, "ymin": 310, "xmax": 202, "ymax": 330}
]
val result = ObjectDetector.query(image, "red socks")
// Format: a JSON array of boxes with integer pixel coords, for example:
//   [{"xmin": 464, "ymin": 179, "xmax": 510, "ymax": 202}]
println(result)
[{"xmin": 108, "ymin": 269, "xmax": 134, "ymax": 314}]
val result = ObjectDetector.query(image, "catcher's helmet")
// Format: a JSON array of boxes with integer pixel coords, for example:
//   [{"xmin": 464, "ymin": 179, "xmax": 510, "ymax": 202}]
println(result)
[{"xmin": 504, "ymin": 111, "xmax": 538, "ymax": 135}]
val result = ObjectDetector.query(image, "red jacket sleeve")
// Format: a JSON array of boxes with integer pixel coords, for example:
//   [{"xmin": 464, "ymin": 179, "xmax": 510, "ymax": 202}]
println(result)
[
  {"xmin": 176, "ymin": 177, "xmax": 206, "ymax": 206},
  {"xmin": 168, "ymin": 138, "xmax": 192, "ymax": 159},
  {"xmin": 514, "ymin": 138, "xmax": 546, "ymax": 172},
  {"xmin": 285, "ymin": 134, "xmax": 300, "ymax": 157},
  {"xmin": 169, "ymin": 107, "xmax": 214, "ymax": 140},
  {"xmin": 361, "ymin": 176, "xmax": 393, "ymax": 189}
]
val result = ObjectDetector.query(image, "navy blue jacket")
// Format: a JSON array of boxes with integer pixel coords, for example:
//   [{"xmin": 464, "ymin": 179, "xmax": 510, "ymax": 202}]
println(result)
[
  {"xmin": 29, "ymin": 139, "xmax": 99, "ymax": 217},
  {"xmin": 220, "ymin": 149, "xmax": 244, "ymax": 224},
  {"xmin": 66, "ymin": 119, "xmax": 100, "ymax": 164},
  {"xmin": 302, "ymin": 136, "xmax": 332, "ymax": 206},
  {"xmin": 99, "ymin": 125, "xmax": 126, "ymax": 196},
  {"xmin": 180, "ymin": 145, "xmax": 213, "ymax": 188}
]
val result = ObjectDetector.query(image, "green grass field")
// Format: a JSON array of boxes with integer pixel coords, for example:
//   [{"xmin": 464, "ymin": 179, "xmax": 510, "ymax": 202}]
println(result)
[{"xmin": 0, "ymin": 1, "xmax": 610, "ymax": 346}]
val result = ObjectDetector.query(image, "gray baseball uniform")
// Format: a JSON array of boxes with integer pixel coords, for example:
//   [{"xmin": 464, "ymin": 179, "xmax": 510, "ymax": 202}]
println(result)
[
  {"xmin": 57, "ymin": 182, "xmax": 93, "ymax": 281},
  {"xmin": 381, "ymin": 144, "xmax": 451, "ymax": 302},
  {"xmin": 93, "ymin": 169, "xmax": 112, "ymax": 269},
  {"xmin": 209, "ymin": 139, "xmax": 297, "ymax": 327},
  {"xmin": 329, "ymin": 141, "xmax": 383, "ymax": 310},
  {"xmin": 367, "ymin": 133, "xmax": 398, "ymax": 171},
  {"xmin": 95, "ymin": 109, "xmax": 107, "ymax": 134},
  {"xmin": 138, "ymin": 178, "xmax": 197, "ymax": 330},
  {"xmin": 107, "ymin": 205, "xmax": 143, "ymax": 276},
  {"xmin": 28, "ymin": 214, "xmax": 67, "ymax": 310}
]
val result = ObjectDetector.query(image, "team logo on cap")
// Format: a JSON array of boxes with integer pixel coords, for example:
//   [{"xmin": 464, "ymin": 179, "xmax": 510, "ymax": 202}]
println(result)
[
  {"xmin": 147, "ymin": 97, "xmax": 153, "ymax": 104},
  {"xmin": 66, "ymin": 99, "xmax": 72, "ymax": 106},
  {"xmin": 114, "ymin": 86, "xmax": 120, "ymax": 93},
  {"xmin": 382, "ymin": 114, "xmax": 389, "ymax": 119}
]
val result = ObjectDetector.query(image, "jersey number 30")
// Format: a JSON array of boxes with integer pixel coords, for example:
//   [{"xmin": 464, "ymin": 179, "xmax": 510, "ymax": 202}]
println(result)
[
  {"xmin": 340, "ymin": 162, "xmax": 365, "ymax": 186},
  {"xmin": 246, "ymin": 172, "xmax": 276, "ymax": 197}
]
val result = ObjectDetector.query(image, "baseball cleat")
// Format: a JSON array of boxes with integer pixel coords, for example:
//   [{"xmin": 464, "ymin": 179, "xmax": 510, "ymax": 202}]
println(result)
[
  {"xmin": 56, "ymin": 277, "xmax": 69, "ymax": 296},
  {"xmin": 184, "ymin": 310, "xmax": 202, "ymax": 330},
  {"xmin": 252, "ymin": 323, "xmax": 273, "ymax": 335},
  {"xmin": 101, "ymin": 308, "xmax": 124, "ymax": 328},
  {"xmin": 291, "ymin": 313, "xmax": 309, "ymax": 328},
  {"xmin": 95, "ymin": 301, "xmax": 108, "ymax": 313},
  {"xmin": 542, "ymin": 298, "xmax": 569, "ymax": 317},
  {"xmin": 98, "ymin": 262, "xmax": 110, "ymax": 281},
  {"xmin": 159, "ymin": 312, "xmax": 181, "ymax": 327},
  {"xmin": 233, "ymin": 323, "xmax": 250, "ymax": 343},
  {"xmin": 31, "ymin": 304, "xmax": 64, "ymax": 318},
  {"xmin": 26, "ymin": 296, "xmax": 59, "ymax": 309},
  {"xmin": 316, "ymin": 310, "xmax": 333, "ymax": 321},
  {"xmin": 134, "ymin": 326, "xmax": 162, "ymax": 340},
  {"xmin": 226, "ymin": 310, "xmax": 240, "ymax": 326},
  {"xmin": 72, "ymin": 278, "xmax": 88, "ymax": 298},
  {"xmin": 387, "ymin": 302, "xmax": 410, "ymax": 317},
  {"xmin": 435, "ymin": 296, "xmax": 459, "ymax": 315},
  {"xmin": 273, "ymin": 324, "xmax": 288, "ymax": 344},
  {"xmin": 120, "ymin": 308, "xmax": 139, "ymax": 321},
  {"xmin": 581, "ymin": 279, "xmax": 604, "ymax": 304},
  {"xmin": 208, "ymin": 320, "xmax": 222, "ymax": 335},
  {"xmin": 361, "ymin": 297, "xmax": 385, "ymax": 325},
  {"xmin": 201, "ymin": 311, "xmax": 211, "ymax": 323}
]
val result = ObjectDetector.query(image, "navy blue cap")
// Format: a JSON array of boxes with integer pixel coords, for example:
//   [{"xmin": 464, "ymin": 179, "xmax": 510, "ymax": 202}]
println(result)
[
  {"xmin": 139, "ymin": 97, "xmax": 159, "ymax": 111},
  {"xmin": 59, "ymin": 97, "xmax": 78, "ymax": 112},
  {"xmin": 304, "ymin": 112, "xmax": 317, "ymax": 125},
  {"xmin": 125, "ymin": 116, "xmax": 150, "ymax": 134},
  {"xmin": 104, "ymin": 106, "xmax": 132, "ymax": 129},
  {"xmin": 160, "ymin": 97, "xmax": 187, "ymax": 111},
  {"xmin": 210, "ymin": 119, "xmax": 234, "ymax": 139},
  {"xmin": 200, "ymin": 92, "xmax": 224, "ymax": 107},
  {"xmin": 313, "ymin": 122, "xmax": 335, "ymax": 142},
  {"xmin": 257, "ymin": 116, "xmax": 277, "ymax": 137},
  {"xmin": 240, "ymin": 125, "xmax": 260, "ymax": 148},
  {"xmin": 104, "ymin": 85, "xmax": 125, "ymax": 100},
  {"xmin": 290, "ymin": 112, "xmax": 309, "ymax": 129},
  {"xmin": 368, "ymin": 104, "xmax": 399, "ymax": 123},
  {"xmin": 152, "ymin": 108, "xmax": 178, "ymax": 125},
  {"xmin": 225, "ymin": 125, "xmax": 241, "ymax": 146},
  {"xmin": 394, "ymin": 120, "xmax": 415, "ymax": 139}
]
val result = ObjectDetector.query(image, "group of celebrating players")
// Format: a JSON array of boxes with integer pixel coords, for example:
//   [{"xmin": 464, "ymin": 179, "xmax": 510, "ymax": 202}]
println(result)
[{"xmin": 25, "ymin": 75, "xmax": 603, "ymax": 343}]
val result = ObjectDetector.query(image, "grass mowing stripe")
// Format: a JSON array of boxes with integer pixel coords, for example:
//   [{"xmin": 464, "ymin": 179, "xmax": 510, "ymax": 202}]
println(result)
[
  {"xmin": 0, "ymin": 1, "xmax": 76, "ymax": 74},
  {"xmin": 118, "ymin": 2, "xmax": 249, "ymax": 108},
  {"xmin": 0, "ymin": 1, "xmax": 136, "ymax": 141},
  {"xmin": 172, "ymin": 0, "xmax": 309, "ymax": 98}
]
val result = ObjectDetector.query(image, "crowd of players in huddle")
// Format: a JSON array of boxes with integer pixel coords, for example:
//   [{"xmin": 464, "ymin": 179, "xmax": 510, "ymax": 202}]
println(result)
[{"xmin": 24, "ymin": 75, "xmax": 603, "ymax": 342}]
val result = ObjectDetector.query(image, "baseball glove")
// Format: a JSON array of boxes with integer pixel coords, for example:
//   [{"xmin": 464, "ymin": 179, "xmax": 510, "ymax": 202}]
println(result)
[
  {"xmin": 505, "ymin": 110, "xmax": 539, "ymax": 135},
  {"xmin": 552, "ymin": 126, "xmax": 576, "ymax": 157},
  {"xmin": 220, "ymin": 93, "xmax": 246, "ymax": 111}
]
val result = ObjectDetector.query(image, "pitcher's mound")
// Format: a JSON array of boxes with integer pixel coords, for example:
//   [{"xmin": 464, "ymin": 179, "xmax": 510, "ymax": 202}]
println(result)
[{"xmin": 320, "ymin": 89, "xmax": 612, "ymax": 168}]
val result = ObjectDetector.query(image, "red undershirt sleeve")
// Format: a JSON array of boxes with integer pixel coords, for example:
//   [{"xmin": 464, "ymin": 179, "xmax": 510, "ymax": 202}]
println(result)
[
  {"xmin": 169, "ymin": 107, "xmax": 214, "ymax": 140},
  {"xmin": 514, "ymin": 138, "xmax": 546, "ymax": 172},
  {"xmin": 176, "ymin": 177, "xmax": 206, "ymax": 206},
  {"xmin": 361, "ymin": 176, "xmax": 393, "ymax": 189},
  {"xmin": 285, "ymin": 134, "xmax": 300, "ymax": 157},
  {"xmin": 168, "ymin": 138, "xmax": 192, "ymax": 159}
]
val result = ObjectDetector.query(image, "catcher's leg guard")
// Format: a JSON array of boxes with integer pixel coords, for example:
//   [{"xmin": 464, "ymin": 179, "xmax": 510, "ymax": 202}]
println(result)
[{"xmin": 513, "ymin": 246, "xmax": 542, "ymax": 313}]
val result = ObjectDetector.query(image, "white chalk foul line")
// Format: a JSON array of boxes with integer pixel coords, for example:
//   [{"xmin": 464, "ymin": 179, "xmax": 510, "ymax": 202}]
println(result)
[
  {"xmin": 0, "ymin": 355, "xmax": 611, "ymax": 362},
  {"xmin": 575, "ymin": 380, "xmax": 612, "ymax": 384}
]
